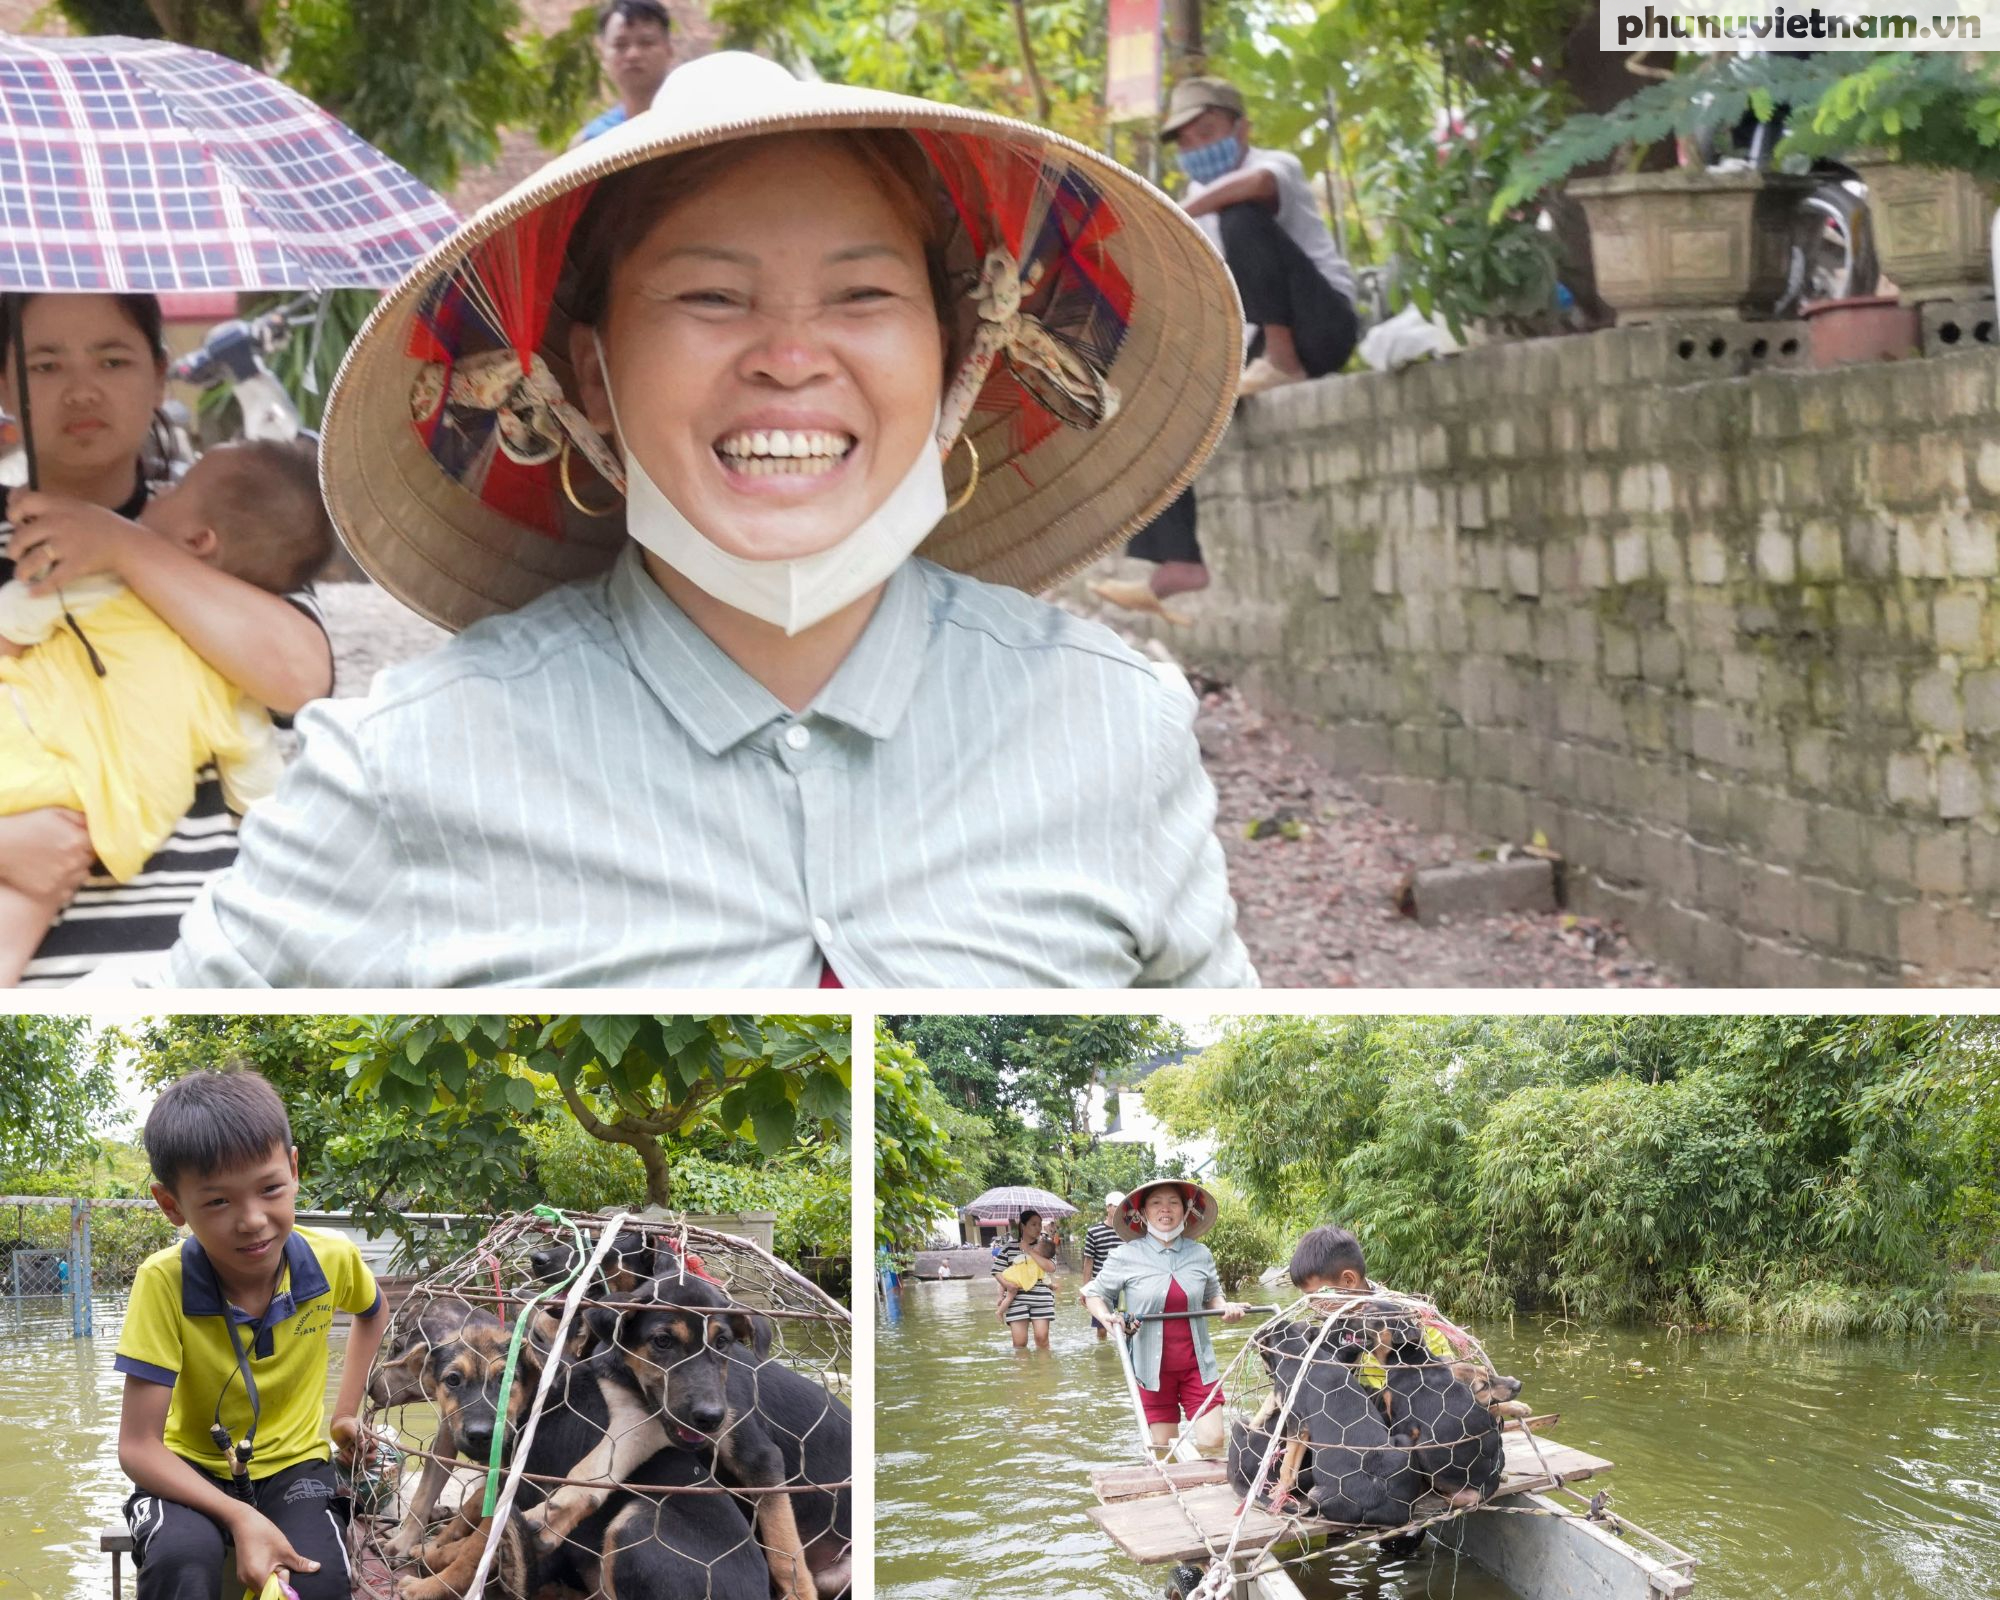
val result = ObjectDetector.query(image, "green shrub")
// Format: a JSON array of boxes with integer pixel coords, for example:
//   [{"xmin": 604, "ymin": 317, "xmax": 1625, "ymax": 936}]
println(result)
[{"xmin": 1203, "ymin": 1181, "xmax": 1282, "ymax": 1295}]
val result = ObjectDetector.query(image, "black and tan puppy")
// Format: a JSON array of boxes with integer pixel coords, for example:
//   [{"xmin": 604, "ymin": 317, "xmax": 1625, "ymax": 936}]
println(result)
[
  {"xmin": 386, "ymin": 1315, "xmax": 762, "ymax": 1600},
  {"xmin": 1235, "ymin": 1318, "xmax": 1417, "ymax": 1528},
  {"xmin": 1377, "ymin": 1362, "xmax": 1505, "ymax": 1508},
  {"xmin": 526, "ymin": 1270, "xmax": 852, "ymax": 1600},
  {"xmin": 527, "ymin": 1228, "xmax": 657, "ymax": 1295},
  {"xmin": 1451, "ymin": 1361, "xmax": 1532, "ymax": 1419},
  {"xmin": 368, "ymin": 1299, "xmax": 514, "ymax": 1566},
  {"xmin": 523, "ymin": 1230, "xmax": 660, "ymax": 1358}
]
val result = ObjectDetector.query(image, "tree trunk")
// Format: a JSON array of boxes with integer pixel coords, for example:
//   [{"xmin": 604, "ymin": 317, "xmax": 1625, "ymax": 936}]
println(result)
[
  {"xmin": 552, "ymin": 1071, "xmax": 675, "ymax": 1207},
  {"xmin": 146, "ymin": 0, "xmax": 264, "ymax": 63},
  {"xmin": 1008, "ymin": 0, "xmax": 1052, "ymax": 127},
  {"xmin": 1165, "ymin": 0, "xmax": 1203, "ymax": 80}
]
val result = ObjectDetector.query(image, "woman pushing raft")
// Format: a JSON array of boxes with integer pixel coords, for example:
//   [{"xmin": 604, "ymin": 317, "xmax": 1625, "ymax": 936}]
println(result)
[
  {"xmin": 160, "ymin": 51, "xmax": 1253, "ymax": 988},
  {"xmin": 1084, "ymin": 1179, "xmax": 1246, "ymax": 1455}
]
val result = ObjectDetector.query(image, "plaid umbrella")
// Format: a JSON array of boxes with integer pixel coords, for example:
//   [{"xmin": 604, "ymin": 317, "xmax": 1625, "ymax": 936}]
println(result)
[
  {"xmin": 0, "ymin": 33, "xmax": 458, "ymax": 294},
  {"xmin": 961, "ymin": 1186, "xmax": 1077, "ymax": 1224}
]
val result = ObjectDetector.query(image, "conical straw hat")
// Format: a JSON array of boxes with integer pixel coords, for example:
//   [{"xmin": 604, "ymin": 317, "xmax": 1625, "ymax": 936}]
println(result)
[{"xmin": 320, "ymin": 52, "xmax": 1242, "ymax": 631}]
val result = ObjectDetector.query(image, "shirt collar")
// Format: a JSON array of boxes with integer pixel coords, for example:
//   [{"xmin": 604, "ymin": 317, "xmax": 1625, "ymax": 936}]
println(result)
[
  {"xmin": 180, "ymin": 1230, "xmax": 330, "ymax": 1347},
  {"xmin": 807, "ymin": 558, "xmax": 929, "ymax": 740},
  {"xmin": 607, "ymin": 544, "xmax": 787, "ymax": 756},
  {"xmin": 605, "ymin": 544, "xmax": 932, "ymax": 753}
]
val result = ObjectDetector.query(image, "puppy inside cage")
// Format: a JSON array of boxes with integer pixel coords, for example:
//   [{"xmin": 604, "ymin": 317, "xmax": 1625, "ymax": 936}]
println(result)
[
  {"xmin": 1224, "ymin": 1290, "xmax": 1519, "ymax": 1532},
  {"xmin": 352, "ymin": 1210, "xmax": 851, "ymax": 1600}
]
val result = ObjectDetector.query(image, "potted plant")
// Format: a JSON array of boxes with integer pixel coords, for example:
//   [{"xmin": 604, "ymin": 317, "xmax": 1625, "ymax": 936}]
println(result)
[
  {"xmin": 1499, "ymin": 52, "xmax": 2000, "ymax": 314},
  {"xmin": 1494, "ymin": 61, "xmax": 1826, "ymax": 322},
  {"xmin": 1363, "ymin": 78, "xmax": 1566, "ymax": 338},
  {"xmin": 1745, "ymin": 51, "xmax": 2000, "ymax": 301}
]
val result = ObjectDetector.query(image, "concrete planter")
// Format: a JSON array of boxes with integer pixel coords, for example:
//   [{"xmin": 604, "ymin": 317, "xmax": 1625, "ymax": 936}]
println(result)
[
  {"xmin": 1569, "ymin": 169, "xmax": 1804, "ymax": 322},
  {"xmin": 1850, "ymin": 158, "xmax": 2000, "ymax": 301},
  {"xmin": 684, "ymin": 1209, "xmax": 777, "ymax": 1257}
]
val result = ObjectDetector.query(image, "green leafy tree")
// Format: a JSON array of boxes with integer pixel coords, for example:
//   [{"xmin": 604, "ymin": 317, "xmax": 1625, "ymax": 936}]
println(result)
[
  {"xmin": 886, "ymin": 1015, "xmax": 1182, "ymax": 1209},
  {"xmin": 712, "ymin": 0, "xmax": 1114, "ymax": 145},
  {"xmin": 887, "ymin": 1015, "xmax": 1179, "ymax": 1137},
  {"xmin": 874, "ymin": 1028, "xmax": 961, "ymax": 1251},
  {"xmin": 1148, "ymin": 1014, "xmax": 1987, "ymax": 1331},
  {"xmin": 0, "ymin": 1016, "xmax": 123, "ymax": 1177},
  {"xmin": 1202, "ymin": 1178, "xmax": 1280, "ymax": 1294},
  {"xmin": 116, "ymin": 1015, "xmax": 849, "ymax": 1246},
  {"xmin": 331, "ymin": 1014, "xmax": 850, "ymax": 1207}
]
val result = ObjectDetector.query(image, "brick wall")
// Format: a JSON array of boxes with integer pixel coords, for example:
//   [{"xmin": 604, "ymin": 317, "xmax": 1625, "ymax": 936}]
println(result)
[{"xmin": 1168, "ymin": 331, "xmax": 2000, "ymax": 985}]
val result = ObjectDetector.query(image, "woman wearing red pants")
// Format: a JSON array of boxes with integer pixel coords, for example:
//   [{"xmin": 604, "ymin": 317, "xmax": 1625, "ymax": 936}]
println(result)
[{"xmin": 1083, "ymin": 1178, "xmax": 1246, "ymax": 1452}]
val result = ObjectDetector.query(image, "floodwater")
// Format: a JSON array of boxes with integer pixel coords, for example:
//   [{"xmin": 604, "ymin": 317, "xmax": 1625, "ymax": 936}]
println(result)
[
  {"xmin": 877, "ymin": 1275, "xmax": 2000, "ymax": 1600},
  {"xmin": 0, "ymin": 1297, "xmax": 348, "ymax": 1600}
]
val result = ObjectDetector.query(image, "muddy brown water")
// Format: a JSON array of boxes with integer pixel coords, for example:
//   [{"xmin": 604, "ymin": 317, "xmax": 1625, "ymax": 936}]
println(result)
[
  {"xmin": 0, "ymin": 1298, "xmax": 349, "ymax": 1600},
  {"xmin": 877, "ymin": 1276, "xmax": 2000, "ymax": 1600}
]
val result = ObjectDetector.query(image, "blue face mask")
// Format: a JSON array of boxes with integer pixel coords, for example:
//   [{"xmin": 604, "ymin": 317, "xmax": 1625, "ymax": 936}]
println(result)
[{"xmin": 1176, "ymin": 132, "xmax": 1242, "ymax": 185}]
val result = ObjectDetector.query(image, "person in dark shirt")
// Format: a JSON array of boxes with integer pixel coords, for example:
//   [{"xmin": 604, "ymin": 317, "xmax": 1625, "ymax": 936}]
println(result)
[{"xmin": 1080, "ymin": 1191, "xmax": 1124, "ymax": 1341}]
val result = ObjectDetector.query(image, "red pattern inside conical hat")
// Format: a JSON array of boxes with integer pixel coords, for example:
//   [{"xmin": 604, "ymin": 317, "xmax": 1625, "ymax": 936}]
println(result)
[{"xmin": 397, "ymin": 131, "xmax": 1133, "ymax": 544}]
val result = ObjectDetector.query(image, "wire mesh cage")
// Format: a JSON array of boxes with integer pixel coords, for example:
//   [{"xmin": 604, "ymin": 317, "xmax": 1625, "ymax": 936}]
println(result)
[
  {"xmin": 1142, "ymin": 1288, "xmax": 1544, "ymax": 1589},
  {"xmin": 351, "ymin": 1208, "xmax": 852, "ymax": 1600}
]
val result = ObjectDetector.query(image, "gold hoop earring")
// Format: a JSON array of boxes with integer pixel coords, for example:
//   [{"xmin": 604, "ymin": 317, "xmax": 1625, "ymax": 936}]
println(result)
[
  {"xmin": 945, "ymin": 433, "xmax": 981, "ymax": 514},
  {"xmin": 560, "ymin": 437, "xmax": 619, "ymax": 519}
]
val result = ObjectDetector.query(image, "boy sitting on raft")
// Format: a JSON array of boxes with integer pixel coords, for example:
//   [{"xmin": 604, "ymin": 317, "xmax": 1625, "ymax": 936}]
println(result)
[
  {"xmin": 114, "ymin": 1068, "xmax": 387, "ymax": 1600},
  {"xmin": 0, "ymin": 441, "xmax": 332, "ymax": 985},
  {"xmin": 1288, "ymin": 1224, "xmax": 1455, "ymax": 1380}
]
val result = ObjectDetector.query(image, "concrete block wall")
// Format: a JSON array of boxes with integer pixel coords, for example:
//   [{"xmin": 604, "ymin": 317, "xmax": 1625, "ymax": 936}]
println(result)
[{"xmin": 1181, "ymin": 330, "xmax": 2000, "ymax": 985}]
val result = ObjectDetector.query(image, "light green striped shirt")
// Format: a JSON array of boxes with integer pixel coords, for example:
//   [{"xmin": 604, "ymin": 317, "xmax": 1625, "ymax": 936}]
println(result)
[
  {"xmin": 155, "ymin": 544, "xmax": 1253, "ymax": 989},
  {"xmin": 1084, "ymin": 1234, "xmax": 1227, "ymax": 1390}
]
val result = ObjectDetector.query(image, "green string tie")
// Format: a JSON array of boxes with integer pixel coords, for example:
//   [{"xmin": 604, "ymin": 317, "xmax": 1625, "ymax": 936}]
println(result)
[{"xmin": 482, "ymin": 1205, "xmax": 588, "ymax": 1517}]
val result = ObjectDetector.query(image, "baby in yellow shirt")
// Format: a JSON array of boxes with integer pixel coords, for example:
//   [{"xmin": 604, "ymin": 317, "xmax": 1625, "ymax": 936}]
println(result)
[{"xmin": 0, "ymin": 441, "xmax": 332, "ymax": 983}]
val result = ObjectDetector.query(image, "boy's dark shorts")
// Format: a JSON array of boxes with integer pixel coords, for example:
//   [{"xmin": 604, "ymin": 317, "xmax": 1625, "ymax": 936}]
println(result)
[{"xmin": 125, "ymin": 1458, "xmax": 349, "ymax": 1600}]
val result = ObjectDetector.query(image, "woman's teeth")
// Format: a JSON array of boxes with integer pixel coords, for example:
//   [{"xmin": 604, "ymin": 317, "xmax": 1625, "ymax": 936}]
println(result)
[{"xmin": 715, "ymin": 429, "xmax": 854, "ymax": 477}]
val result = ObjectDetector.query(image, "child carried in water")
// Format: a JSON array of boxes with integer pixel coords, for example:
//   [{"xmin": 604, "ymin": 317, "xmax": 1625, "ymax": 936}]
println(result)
[
  {"xmin": 994, "ymin": 1235, "xmax": 1059, "ymax": 1320},
  {"xmin": 0, "ymin": 441, "xmax": 332, "ymax": 983}
]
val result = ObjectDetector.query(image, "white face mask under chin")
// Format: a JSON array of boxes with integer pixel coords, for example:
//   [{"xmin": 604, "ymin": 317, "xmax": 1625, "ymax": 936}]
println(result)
[
  {"xmin": 1146, "ymin": 1221, "xmax": 1186, "ymax": 1244},
  {"xmin": 591, "ymin": 330, "xmax": 947, "ymax": 636}
]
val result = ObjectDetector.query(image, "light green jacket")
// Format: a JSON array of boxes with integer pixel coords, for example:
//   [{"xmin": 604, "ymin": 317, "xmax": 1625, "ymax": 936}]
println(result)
[{"xmin": 1083, "ymin": 1233, "xmax": 1223, "ymax": 1391}]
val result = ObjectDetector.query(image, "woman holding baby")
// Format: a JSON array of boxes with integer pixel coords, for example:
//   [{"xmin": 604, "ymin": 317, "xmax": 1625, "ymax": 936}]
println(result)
[{"xmin": 0, "ymin": 290, "xmax": 333, "ymax": 984}]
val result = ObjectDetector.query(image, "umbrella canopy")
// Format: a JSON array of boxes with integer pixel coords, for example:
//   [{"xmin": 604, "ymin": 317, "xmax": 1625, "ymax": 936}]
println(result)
[
  {"xmin": 0, "ymin": 34, "xmax": 459, "ymax": 294},
  {"xmin": 961, "ymin": 1186, "xmax": 1077, "ymax": 1224}
]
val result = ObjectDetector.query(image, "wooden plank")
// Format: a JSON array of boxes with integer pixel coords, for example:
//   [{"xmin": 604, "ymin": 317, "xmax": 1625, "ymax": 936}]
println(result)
[
  {"xmin": 1089, "ymin": 1433, "xmax": 1615, "ymax": 1568},
  {"xmin": 1091, "ymin": 1459, "xmax": 1229, "ymax": 1502},
  {"xmin": 1502, "ymin": 1433, "xmax": 1613, "ymax": 1485}
]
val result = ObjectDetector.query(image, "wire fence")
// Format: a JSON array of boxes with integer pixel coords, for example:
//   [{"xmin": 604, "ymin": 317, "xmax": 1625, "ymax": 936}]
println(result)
[
  {"xmin": 353, "ymin": 1208, "xmax": 852, "ymax": 1600},
  {"xmin": 0, "ymin": 1196, "xmax": 178, "ymax": 1338}
]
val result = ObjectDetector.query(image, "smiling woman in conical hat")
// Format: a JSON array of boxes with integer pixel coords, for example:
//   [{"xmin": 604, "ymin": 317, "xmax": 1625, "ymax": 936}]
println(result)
[{"xmin": 159, "ymin": 52, "xmax": 1255, "ymax": 989}]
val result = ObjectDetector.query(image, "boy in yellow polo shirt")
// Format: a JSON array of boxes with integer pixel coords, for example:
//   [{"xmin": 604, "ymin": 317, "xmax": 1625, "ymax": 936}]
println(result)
[
  {"xmin": 1286, "ymin": 1224, "xmax": 1455, "ymax": 1383},
  {"xmin": 114, "ymin": 1069, "xmax": 388, "ymax": 1600}
]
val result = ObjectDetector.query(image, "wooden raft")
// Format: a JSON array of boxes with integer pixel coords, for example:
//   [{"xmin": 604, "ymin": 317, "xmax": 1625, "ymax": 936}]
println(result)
[{"xmin": 1087, "ymin": 1431, "xmax": 1615, "ymax": 1568}]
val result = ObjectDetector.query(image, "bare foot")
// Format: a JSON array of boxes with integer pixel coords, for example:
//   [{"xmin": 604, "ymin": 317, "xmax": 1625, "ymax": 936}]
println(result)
[
  {"xmin": 1150, "ymin": 561, "xmax": 1210, "ymax": 600},
  {"xmin": 1088, "ymin": 579, "xmax": 1191, "ymax": 626}
]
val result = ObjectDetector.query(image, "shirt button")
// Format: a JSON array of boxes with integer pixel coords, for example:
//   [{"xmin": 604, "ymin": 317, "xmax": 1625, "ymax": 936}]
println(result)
[
  {"xmin": 784, "ymin": 723, "xmax": 811, "ymax": 751},
  {"xmin": 811, "ymin": 916, "xmax": 833, "ymax": 944}
]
